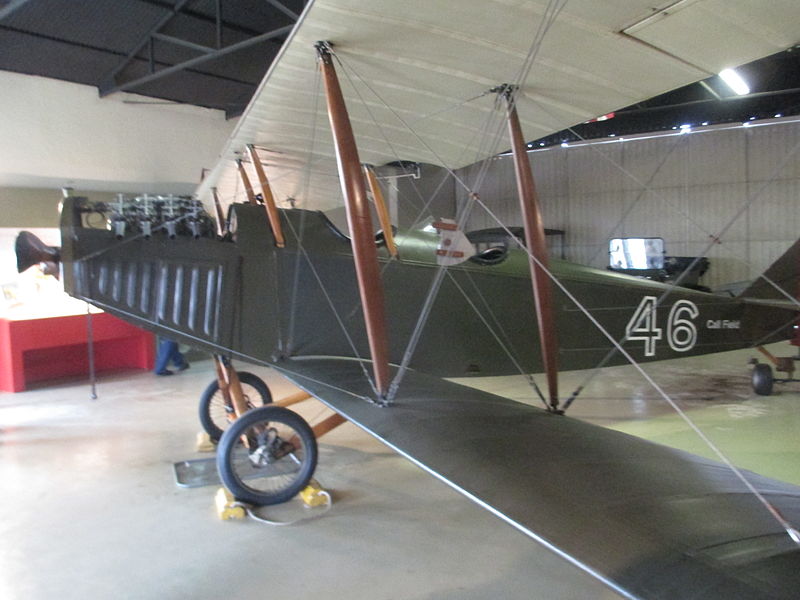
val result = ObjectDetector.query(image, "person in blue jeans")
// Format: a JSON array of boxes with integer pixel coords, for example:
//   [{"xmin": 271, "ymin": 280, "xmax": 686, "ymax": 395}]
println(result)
[{"xmin": 154, "ymin": 337, "xmax": 189, "ymax": 376}]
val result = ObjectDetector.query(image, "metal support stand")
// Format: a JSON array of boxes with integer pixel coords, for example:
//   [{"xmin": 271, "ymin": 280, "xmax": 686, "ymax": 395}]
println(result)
[{"xmin": 86, "ymin": 304, "xmax": 97, "ymax": 400}]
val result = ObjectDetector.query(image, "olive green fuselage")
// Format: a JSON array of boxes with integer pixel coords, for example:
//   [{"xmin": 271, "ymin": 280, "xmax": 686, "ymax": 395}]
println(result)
[{"xmin": 60, "ymin": 201, "xmax": 794, "ymax": 377}]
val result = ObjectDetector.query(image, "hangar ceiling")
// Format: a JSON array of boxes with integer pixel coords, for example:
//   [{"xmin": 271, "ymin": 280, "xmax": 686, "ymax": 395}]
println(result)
[
  {"xmin": 0, "ymin": 0, "xmax": 305, "ymax": 119},
  {"xmin": 547, "ymin": 45, "xmax": 800, "ymax": 147},
  {"xmin": 0, "ymin": 0, "xmax": 798, "ymax": 137}
]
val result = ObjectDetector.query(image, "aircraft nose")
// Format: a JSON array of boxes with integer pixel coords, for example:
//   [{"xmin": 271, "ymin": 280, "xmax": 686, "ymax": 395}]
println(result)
[{"xmin": 15, "ymin": 231, "xmax": 61, "ymax": 279}]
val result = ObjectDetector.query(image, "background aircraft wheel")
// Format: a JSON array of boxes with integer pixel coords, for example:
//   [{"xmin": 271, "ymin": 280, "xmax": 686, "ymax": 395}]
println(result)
[
  {"xmin": 752, "ymin": 363, "xmax": 774, "ymax": 396},
  {"xmin": 199, "ymin": 372, "xmax": 272, "ymax": 442},
  {"xmin": 217, "ymin": 405, "xmax": 317, "ymax": 506}
]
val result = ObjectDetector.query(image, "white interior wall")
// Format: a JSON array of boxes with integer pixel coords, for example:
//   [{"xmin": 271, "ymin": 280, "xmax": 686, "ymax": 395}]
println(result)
[
  {"xmin": 460, "ymin": 118, "xmax": 800, "ymax": 289},
  {"xmin": 0, "ymin": 71, "xmax": 235, "ymax": 194}
]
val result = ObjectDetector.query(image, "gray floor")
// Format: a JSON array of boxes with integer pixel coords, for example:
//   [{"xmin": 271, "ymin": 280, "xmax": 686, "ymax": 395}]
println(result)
[{"xmin": 1, "ymin": 343, "xmax": 799, "ymax": 600}]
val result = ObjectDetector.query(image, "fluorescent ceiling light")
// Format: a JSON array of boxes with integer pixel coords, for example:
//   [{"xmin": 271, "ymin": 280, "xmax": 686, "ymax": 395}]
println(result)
[{"xmin": 719, "ymin": 68, "xmax": 750, "ymax": 95}]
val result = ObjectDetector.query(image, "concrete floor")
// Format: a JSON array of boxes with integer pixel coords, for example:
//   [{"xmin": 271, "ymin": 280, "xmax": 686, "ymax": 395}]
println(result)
[{"xmin": 1, "ymin": 343, "xmax": 799, "ymax": 600}]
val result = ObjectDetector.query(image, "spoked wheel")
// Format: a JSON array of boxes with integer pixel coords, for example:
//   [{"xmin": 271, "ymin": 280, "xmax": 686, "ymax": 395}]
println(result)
[
  {"xmin": 198, "ymin": 372, "xmax": 272, "ymax": 442},
  {"xmin": 217, "ymin": 405, "xmax": 317, "ymax": 506},
  {"xmin": 752, "ymin": 363, "xmax": 774, "ymax": 396}
]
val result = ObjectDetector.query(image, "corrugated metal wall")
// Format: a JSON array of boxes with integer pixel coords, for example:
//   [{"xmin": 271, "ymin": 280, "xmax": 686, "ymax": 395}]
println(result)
[{"xmin": 457, "ymin": 119, "xmax": 800, "ymax": 289}]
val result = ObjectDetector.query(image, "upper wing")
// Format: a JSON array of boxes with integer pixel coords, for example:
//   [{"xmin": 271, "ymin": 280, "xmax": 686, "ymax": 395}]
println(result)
[
  {"xmin": 197, "ymin": 0, "xmax": 798, "ymax": 212},
  {"xmin": 278, "ymin": 356, "xmax": 800, "ymax": 600}
]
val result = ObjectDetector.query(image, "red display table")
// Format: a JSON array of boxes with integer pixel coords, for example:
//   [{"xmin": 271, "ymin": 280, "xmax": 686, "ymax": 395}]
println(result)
[{"xmin": 0, "ymin": 313, "xmax": 155, "ymax": 392}]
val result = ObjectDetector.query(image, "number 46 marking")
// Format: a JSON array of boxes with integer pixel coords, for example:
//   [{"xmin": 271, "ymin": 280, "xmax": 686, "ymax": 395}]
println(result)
[{"xmin": 626, "ymin": 296, "xmax": 698, "ymax": 356}]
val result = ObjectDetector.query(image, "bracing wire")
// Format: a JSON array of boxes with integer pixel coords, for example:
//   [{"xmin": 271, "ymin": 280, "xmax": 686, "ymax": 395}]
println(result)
[
  {"xmin": 386, "ymin": 193, "xmax": 478, "ymax": 402},
  {"xmin": 520, "ymin": 93, "xmax": 723, "ymax": 244},
  {"xmin": 287, "ymin": 63, "xmax": 324, "ymax": 354},
  {"xmin": 524, "ymin": 92, "xmax": 800, "ymax": 307},
  {"xmin": 325, "ymin": 47, "xmax": 471, "ymax": 197},
  {"xmin": 511, "ymin": 0, "xmax": 569, "ymax": 90},
  {"xmin": 280, "ymin": 8, "xmax": 799, "ymax": 544},
  {"xmin": 282, "ymin": 214, "xmax": 377, "ymax": 394},
  {"xmin": 471, "ymin": 186, "xmax": 800, "ymax": 546},
  {"xmin": 444, "ymin": 270, "xmax": 549, "ymax": 408},
  {"xmin": 326, "ymin": 0, "xmax": 572, "ymax": 401},
  {"xmin": 332, "ymin": 47, "xmax": 501, "ymax": 251},
  {"xmin": 337, "ymin": 50, "xmax": 542, "ymax": 370},
  {"xmin": 562, "ymin": 133, "xmax": 800, "ymax": 411},
  {"xmin": 332, "ymin": 53, "xmax": 456, "ymax": 235},
  {"xmin": 328, "ymin": 48, "xmax": 534, "ymax": 399},
  {"xmin": 584, "ymin": 135, "xmax": 686, "ymax": 265}
]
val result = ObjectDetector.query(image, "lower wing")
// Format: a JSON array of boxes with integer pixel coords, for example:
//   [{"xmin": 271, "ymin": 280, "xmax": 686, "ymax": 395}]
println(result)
[{"xmin": 278, "ymin": 356, "xmax": 800, "ymax": 600}]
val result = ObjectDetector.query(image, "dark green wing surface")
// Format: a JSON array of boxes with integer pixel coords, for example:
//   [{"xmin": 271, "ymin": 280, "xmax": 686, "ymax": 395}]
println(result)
[{"xmin": 277, "ymin": 357, "xmax": 800, "ymax": 600}]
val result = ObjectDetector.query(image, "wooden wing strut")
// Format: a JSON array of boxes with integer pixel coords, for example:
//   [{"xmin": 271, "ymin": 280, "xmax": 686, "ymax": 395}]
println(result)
[
  {"xmin": 236, "ymin": 159, "xmax": 258, "ymax": 205},
  {"xmin": 364, "ymin": 165, "xmax": 398, "ymax": 258},
  {"xmin": 245, "ymin": 144, "xmax": 285, "ymax": 248},
  {"xmin": 316, "ymin": 42, "xmax": 390, "ymax": 398},
  {"xmin": 501, "ymin": 86, "xmax": 560, "ymax": 412},
  {"xmin": 211, "ymin": 187, "xmax": 226, "ymax": 236}
]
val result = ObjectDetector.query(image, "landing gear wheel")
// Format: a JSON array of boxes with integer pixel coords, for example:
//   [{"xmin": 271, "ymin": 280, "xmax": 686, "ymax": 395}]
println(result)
[
  {"xmin": 198, "ymin": 372, "xmax": 272, "ymax": 442},
  {"xmin": 217, "ymin": 405, "xmax": 317, "ymax": 506},
  {"xmin": 752, "ymin": 363, "xmax": 774, "ymax": 396}
]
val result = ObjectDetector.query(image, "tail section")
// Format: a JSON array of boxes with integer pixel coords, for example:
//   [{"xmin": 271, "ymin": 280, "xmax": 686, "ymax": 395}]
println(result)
[{"xmin": 739, "ymin": 238, "xmax": 800, "ymax": 301}]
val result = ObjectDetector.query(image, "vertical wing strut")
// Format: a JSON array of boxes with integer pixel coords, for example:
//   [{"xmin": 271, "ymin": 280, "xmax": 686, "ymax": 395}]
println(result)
[
  {"xmin": 236, "ymin": 159, "xmax": 258, "ymax": 205},
  {"xmin": 500, "ymin": 85, "xmax": 560, "ymax": 412},
  {"xmin": 211, "ymin": 187, "xmax": 226, "ymax": 236},
  {"xmin": 245, "ymin": 144, "xmax": 286, "ymax": 247},
  {"xmin": 364, "ymin": 165, "xmax": 398, "ymax": 258},
  {"xmin": 316, "ymin": 41, "xmax": 390, "ymax": 399}
]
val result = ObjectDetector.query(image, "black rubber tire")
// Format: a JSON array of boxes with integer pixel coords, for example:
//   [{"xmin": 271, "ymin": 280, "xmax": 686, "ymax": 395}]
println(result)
[
  {"xmin": 198, "ymin": 372, "xmax": 272, "ymax": 442},
  {"xmin": 752, "ymin": 363, "xmax": 774, "ymax": 396},
  {"xmin": 217, "ymin": 405, "xmax": 317, "ymax": 506}
]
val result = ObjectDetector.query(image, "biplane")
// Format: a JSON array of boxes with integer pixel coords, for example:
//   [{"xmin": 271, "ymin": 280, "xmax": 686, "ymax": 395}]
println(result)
[{"xmin": 15, "ymin": 1, "xmax": 800, "ymax": 598}]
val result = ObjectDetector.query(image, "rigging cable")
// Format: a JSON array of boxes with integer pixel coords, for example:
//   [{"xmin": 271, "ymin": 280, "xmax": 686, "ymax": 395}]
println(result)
[
  {"xmin": 329, "ymin": 47, "xmax": 533, "ymax": 401},
  {"xmin": 329, "ymin": 0, "xmax": 570, "ymax": 400},
  {"xmin": 332, "ymin": 50, "xmax": 462, "ymax": 238},
  {"xmin": 281, "ymin": 214, "xmax": 377, "ymax": 395},
  {"xmin": 286, "ymin": 63, "xmax": 324, "ymax": 355},
  {"xmin": 470, "ymin": 185, "xmax": 800, "ymax": 546},
  {"xmin": 514, "ymin": 92, "xmax": 800, "ymax": 410},
  {"xmin": 444, "ymin": 270, "xmax": 549, "ymax": 408},
  {"xmin": 386, "ymin": 192, "xmax": 478, "ymax": 402},
  {"xmin": 562, "ymin": 133, "xmax": 800, "ymax": 411},
  {"xmin": 583, "ymin": 134, "xmax": 686, "ymax": 265},
  {"xmin": 524, "ymin": 93, "xmax": 800, "ymax": 307},
  {"xmin": 332, "ymin": 51, "xmax": 541, "ymax": 392}
]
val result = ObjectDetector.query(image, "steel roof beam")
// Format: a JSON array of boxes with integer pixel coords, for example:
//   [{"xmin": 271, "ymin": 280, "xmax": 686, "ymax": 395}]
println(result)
[
  {"xmin": 139, "ymin": 0, "xmax": 265, "ymax": 38},
  {"xmin": 151, "ymin": 32, "xmax": 215, "ymax": 54},
  {"xmin": 264, "ymin": 0, "xmax": 299, "ymax": 21},
  {"xmin": 100, "ymin": 0, "xmax": 195, "ymax": 86},
  {"xmin": 99, "ymin": 24, "xmax": 293, "ymax": 97}
]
